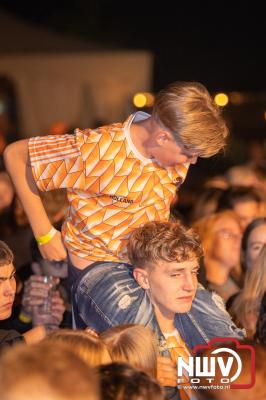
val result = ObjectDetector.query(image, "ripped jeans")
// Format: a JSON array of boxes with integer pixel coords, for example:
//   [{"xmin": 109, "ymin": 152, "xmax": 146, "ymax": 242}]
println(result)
[{"xmin": 71, "ymin": 261, "xmax": 245, "ymax": 348}]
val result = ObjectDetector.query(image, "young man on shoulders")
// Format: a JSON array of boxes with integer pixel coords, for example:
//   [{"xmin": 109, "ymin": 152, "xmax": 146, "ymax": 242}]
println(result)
[{"xmin": 4, "ymin": 82, "xmax": 228, "ymax": 288}]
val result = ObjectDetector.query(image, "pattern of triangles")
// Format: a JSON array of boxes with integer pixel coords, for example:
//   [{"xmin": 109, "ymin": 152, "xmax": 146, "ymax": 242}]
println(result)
[{"xmin": 29, "ymin": 119, "xmax": 188, "ymax": 261}]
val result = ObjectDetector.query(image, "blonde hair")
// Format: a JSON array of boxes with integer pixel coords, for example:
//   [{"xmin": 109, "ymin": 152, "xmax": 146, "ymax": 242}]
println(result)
[
  {"xmin": 100, "ymin": 324, "xmax": 158, "ymax": 378},
  {"xmin": 127, "ymin": 221, "xmax": 202, "ymax": 268},
  {"xmin": 0, "ymin": 342, "xmax": 99, "ymax": 400},
  {"xmin": 229, "ymin": 244, "xmax": 266, "ymax": 337},
  {"xmin": 44, "ymin": 329, "xmax": 110, "ymax": 367},
  {"xmin": 192, "ymin": 210, "xmax": 241, "ymax": 255},
  {"xmin": 153, "ymin": 81, "xmax": 229, "ymax": 157}
]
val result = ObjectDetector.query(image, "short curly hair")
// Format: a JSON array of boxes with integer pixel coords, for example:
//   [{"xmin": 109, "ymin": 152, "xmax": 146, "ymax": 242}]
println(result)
[
  {"xmin": 127, "ymin": 221, "xmax": 202, "ymax": 268},
  {"xmin": 0, "ymin": 240, "xmax": 14, "ymax": 266}
]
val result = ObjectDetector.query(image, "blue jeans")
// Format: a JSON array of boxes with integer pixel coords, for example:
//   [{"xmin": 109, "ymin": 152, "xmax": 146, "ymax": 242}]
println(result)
[{"xmin": 72, "ymin": 261, "xmax": 244, "ymax": 345}]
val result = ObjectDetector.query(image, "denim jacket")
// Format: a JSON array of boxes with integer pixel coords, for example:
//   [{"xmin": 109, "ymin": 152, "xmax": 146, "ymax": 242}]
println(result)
[{"xmin": 71, "ymin": 261, "xmax": 245, "ymax": 400}]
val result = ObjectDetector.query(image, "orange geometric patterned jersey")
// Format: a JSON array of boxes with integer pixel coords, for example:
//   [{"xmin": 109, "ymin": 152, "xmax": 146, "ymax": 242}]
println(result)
[{"xmin": 29, "ymin": 112, "xmax": 188, "ymax": 262}]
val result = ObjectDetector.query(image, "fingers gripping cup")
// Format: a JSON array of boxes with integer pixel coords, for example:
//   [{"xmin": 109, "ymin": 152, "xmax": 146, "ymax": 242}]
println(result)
[{"xmin": 32, "ymin": 276, "xmax": 58, "ymax": 331}]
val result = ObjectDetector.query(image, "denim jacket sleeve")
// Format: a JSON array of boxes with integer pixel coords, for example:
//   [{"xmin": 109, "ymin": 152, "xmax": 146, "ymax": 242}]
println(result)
[{"xmin": 187, "ymin": 284, "xmax": 245, "ymax": 342}]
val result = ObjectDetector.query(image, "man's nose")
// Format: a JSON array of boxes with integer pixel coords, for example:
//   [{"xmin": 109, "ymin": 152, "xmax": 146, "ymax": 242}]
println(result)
[
  {"xmin": 183, "ymin": 274, "xmax": 195, "ymax": 291},
  {"xmin": 3, "ymin": 280, "xmax": 15, "ymax": 296}
]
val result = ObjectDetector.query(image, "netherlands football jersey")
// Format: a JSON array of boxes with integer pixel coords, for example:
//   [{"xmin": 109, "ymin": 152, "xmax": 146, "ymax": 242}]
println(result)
[{"xmin": 29, "ymin": 112, "xmax": 189, "ymax": 262}]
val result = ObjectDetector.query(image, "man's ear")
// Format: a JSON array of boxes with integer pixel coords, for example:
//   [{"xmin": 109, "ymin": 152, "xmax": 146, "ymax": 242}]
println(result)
[
  {"xmin": 156, "ymin": 130, "xmax": 173, "ymax": 147},
  {"xmin": 133, "ymin": 268, "xmax": 150, "ymax": 289}
]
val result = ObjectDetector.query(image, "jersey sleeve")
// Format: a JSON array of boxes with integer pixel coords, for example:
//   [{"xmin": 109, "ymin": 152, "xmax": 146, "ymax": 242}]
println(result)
[{"xmin": 28, "ymin": 132, "xmax": 86, "ymax": 191}]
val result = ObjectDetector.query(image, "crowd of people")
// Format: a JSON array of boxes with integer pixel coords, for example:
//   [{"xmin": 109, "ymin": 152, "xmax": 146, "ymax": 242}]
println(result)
[{"xmin": 0, "ymin": 81, "xmax": 265, "ymax": 399}]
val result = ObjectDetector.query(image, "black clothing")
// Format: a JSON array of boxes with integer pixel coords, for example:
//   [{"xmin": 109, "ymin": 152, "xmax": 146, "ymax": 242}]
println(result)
[{"xmin": 0, "ymin": 329, "xmax": 24, "ymax": 351}]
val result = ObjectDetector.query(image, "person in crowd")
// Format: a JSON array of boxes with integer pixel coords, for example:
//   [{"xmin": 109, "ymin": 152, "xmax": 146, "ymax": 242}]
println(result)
[
  {"xmin": 255, "ymin": 291, "xmax": 266, "ymax": 344},
  {"xmin": 1, "ymin": 241, "xmax": 68, "ymax": 334},
  {"xmin": 97, "ymin": 362, "xmax": 165, "ymax": 400},
  {"xmin": 0, "ymin": 240, "xmax": 63, "ymax": 349},
  {"xmin": 4, "ymin": 81, "xmax": 228, "ymax": 290},
  {"xmin": 0, "ymin": 171, "xmax": 14, "ymax": 214},
  {"xmin": 193, "ymin": 210, "xmax": 242, "ymax": 301},
  {"xmin": 240, "ymin": 217, "xmax": 266, "ymax": 272},
  {"xmin": 216, "ymin": 185, "xmax": 263, "ymax": 232},
  {"xmin": 0, "ymin": 240, "xmax": 44, "ymax": 348},
  {"xmin": 72, "ymin": 221, "xmax": 244, "ymax": 400},
  {"xmin": 188, "ymin": 186, "xmax": 225, "ymax": 223},
  {"xmin": 44, "ymin": 328, "xmax": 111, "ymax": 366},
  {"xmin": 229, "ymin": 244, "xmax": 266, "ymax": 338},
  {"xmin": 100, "ymin": 324, "xmax": 158, "ymax": 378},
  {"xmin": 0, "ymin": 189, "xmax": 69, "ymax": 333},
  {"xmin": 225, "ymin": 217, "xmax": 266, "ymax": 307},
  {"xmin": 203, "ymin": 174, "xmax": 229, "ymax": 190},
  {"xmin": 225, "ymin": 164, "xmax": 262, "ymax": 189},
  {"xmin": 0, "ymin": 342, "xmax": 99, "ymax": 400}
]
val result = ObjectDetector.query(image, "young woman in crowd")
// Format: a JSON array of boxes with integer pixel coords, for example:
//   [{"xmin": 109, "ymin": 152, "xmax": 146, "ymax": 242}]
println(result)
[
  {"xmin": 229, "ymin": 244, "xmax": 266, "ymax": 338},
  {"xmin": 193, "ymin": 210, "xmax": 242, "ymax": 301}
]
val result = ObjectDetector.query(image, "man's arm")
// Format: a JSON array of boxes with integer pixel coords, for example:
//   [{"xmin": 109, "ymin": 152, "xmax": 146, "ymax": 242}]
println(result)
[
  {"xmin": 4, "ymin": 140, "xmax": 67, "ymax": 261},
  {"xmin": 23, "ymin": 326, "xmax": 46, "ymax": 344}
]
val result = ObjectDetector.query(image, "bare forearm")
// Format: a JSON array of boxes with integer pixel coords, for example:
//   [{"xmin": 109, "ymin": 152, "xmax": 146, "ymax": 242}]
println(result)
[
  {"xmin": 23, "ymin": 326, "xmax": 46, "ymax": 344},
  {"xmin": 4, "ymin": 140, "xmax": 52, "ymax": 237}
]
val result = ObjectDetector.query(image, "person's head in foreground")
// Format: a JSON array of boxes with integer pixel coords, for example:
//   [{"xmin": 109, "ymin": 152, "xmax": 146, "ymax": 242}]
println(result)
[
  {"xmin": 127, "ymin": 221, "xmax": 202, "ymax": 330},
  {"xmin": 0, "ymin": 240, "xmax": 16, "ymax": 321},
  {"xmin": 97, "ymin": 362, "xmax": 165, "ymax": 400},
  {"xmin": 150, "ymin": 81, "xmax": 228, "ymax": 167},
  {"xmin": 0, "ymin": 342, "xmax": 99, "ymax": 400},
  {"xmin": 44, "ymin": 328, "xmax": 111, "ymax": 366},
  {"xmin": 100, "ymin": 323, "xmax": 158, "ymax": 378}
]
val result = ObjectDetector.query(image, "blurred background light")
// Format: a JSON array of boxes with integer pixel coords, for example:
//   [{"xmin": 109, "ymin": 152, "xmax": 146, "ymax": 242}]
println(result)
[
  {"xmin": 133, "ymin": 93, "xmax": 147, "ymax": 108},
  {"xmin": 133, "ymin": 92, "xmax": 154, "ymax": 108},
  {"xmin": 214, "ymin": 93, "xmax": 229, "ymax": 107},
  {"xmin": 229, "ymin": 92, "xmax": 245, "ymax": 105}
]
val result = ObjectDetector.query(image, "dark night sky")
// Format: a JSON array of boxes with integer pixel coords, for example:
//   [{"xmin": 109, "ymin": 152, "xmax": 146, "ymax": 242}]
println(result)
[
  {"xmin": 0, "ymin": 1, "xmax": 265, "ymax": 189},
  {"xmin": 1, "ymin": 1, "xmax": 266, "ymax": 92}
]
